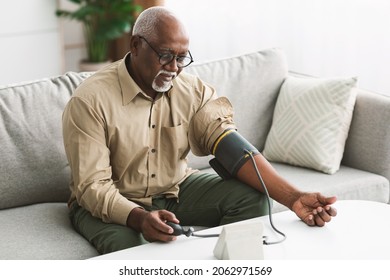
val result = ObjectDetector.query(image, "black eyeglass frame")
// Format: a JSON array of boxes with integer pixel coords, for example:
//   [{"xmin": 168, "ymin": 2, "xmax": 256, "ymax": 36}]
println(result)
[{"xmin": 139, "ymin": 36, "xmax": 194, "ymax": 68}]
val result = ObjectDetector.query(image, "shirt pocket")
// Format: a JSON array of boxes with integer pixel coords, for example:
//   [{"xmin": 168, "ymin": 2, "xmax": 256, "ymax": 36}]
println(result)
[{"xmin": 160, "ymin": 123, "xmax": 190, "ymax": 163}]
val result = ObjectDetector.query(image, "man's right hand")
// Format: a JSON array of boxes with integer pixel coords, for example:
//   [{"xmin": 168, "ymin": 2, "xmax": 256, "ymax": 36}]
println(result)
[{"xmin": 126, "ymin": 207, "xmax": 180, "ymax": 242}]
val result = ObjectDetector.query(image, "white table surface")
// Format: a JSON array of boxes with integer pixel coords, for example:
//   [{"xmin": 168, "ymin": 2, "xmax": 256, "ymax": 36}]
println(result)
[{"xmin": 91, "ymin": 200, "xmax": 390, "ymax": 260}]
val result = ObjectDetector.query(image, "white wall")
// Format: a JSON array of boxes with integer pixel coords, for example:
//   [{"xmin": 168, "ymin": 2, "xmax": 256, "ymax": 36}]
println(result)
[
  {"xmin": 0, "ymin": 0, "xmax": 62, "ymax": 85},
  {"xmin": 1, "ymin": 0, "xmax": 389, "ymax": 97},
  {"xmin": 58, "ymin": 0, "xmax": 87, "ymax": 73},
  {"xmin": 165, "ymin": 0, "xmax": 390, "ymax": 96}
]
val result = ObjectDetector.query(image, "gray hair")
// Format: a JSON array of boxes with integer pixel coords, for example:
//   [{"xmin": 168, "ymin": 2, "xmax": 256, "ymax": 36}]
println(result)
[{"xmin": 132, "ymin": 6, "xmax": 177, "ymax": 40}]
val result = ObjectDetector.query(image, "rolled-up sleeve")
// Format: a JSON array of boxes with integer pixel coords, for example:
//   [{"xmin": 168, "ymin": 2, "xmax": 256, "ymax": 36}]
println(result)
[
  {"xmin": 62, "ymin": 96, "xmax": 138, "ymax": 226},
  {"xmin": 188, "ymin": 97, "xmax": 237, "ymax": 156}
]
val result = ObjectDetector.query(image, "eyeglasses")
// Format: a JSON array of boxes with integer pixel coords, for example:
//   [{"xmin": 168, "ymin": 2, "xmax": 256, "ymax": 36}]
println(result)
[{"xmin": 139, "ymin": 36, "xmax": 194, "ymax": 68}]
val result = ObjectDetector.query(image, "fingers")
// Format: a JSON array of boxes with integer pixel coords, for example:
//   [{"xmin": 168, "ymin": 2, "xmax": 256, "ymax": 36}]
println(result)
[
  {"xmin": 143, "ymin": 226, "xmax": 177, "ymax": 243},
  {"xmin": 311, "ymin": 205, "xmax": 336, "ymax": 227},
  {"xmin": 159, "ymin": 209, "xmax": 180, "ymax": 225},
  {"xmin": 312, "ymin": 207, "xmax": 326, "ymax": 227},
  {"xmin": 324, "ymin": 204, "xmax": 337, "ymax": 217},
  {"xmin": 323, "ymin": 195, "xmax": 337, "ymax": 206},
  {"xmin": 156, "ymin": 210, "xmax": 181, "ymax": 235},
  {"xmin": 141, "ymin": 210, "xmax": 180, "ymax": 242},
  {"xmin": 305, "ymin": 214, "xmax": 315, "ymax": 226}
]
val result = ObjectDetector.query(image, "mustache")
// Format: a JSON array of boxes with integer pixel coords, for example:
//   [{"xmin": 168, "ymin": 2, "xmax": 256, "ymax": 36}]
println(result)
[{"xmin": 157, "ymin": 70, "xmax": 177, "ymax": 79}]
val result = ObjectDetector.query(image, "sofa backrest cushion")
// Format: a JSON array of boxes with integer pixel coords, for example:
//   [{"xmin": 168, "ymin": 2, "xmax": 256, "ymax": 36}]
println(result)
[
  {"xmin": 185, "ymin": 48, "xmax": 288, "ymax": 169},
  {"xmin": 0, "ymin": 72, "xmax": 91, "ymax": 209},
  {"xmin": 342, "ymin": 88, "xmax": 390, "ymax": 182}
]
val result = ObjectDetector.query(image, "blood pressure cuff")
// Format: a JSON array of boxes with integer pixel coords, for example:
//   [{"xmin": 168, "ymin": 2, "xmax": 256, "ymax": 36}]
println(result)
[{"xmin": 209, "ymin": 129, "xmax": 260, "ymax": 180}]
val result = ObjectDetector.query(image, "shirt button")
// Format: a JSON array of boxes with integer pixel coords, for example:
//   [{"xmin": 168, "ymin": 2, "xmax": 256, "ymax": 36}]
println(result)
[
  {"xmin": 151, "ymin": 124, "xmax": 156, "ymax": 128},
  {"xmin": 151, "ymin": 174, "xmax": 156, "ymax": 178},
  {"xmin": 151, "ymin": 148, "xmax": 156, "ymax": 153}
]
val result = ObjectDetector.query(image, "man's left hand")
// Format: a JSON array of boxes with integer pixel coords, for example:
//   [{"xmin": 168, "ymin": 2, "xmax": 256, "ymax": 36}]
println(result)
[{"xmin": 292, "ymin": 193, "xmax": 337, "ymax": 227}]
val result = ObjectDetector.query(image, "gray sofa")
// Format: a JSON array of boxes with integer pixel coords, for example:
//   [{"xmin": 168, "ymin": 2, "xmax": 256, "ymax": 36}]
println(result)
[{"xmin": 1, "ymin": 49, "xmax": 389, "ymax": 260}]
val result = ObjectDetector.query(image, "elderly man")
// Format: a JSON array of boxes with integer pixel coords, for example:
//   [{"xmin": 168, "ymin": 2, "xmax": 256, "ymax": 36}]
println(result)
[{"xmin": 62, "ymin": 6, "xmax": 337, "ymax": 255}]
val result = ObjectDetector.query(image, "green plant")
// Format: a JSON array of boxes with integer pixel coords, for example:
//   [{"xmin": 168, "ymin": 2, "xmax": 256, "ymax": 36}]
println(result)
[{"xmin": 56, "ymin": 0, "xmax": 142, "ymax": 63}]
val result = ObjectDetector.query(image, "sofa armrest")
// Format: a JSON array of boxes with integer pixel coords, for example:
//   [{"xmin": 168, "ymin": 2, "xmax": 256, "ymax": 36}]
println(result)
[{"xmin": 342, "ymin": 88, "xmax": 390, "ymax": 182}]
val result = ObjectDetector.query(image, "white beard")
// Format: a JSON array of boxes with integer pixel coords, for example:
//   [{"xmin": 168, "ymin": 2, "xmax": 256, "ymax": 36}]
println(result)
[{"xmin": 152, "ymin": 70, "xmax": 177, "ymax": 92}]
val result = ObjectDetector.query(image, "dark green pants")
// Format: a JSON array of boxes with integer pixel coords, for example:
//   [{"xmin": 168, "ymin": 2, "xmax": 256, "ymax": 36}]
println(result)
[{"xmin": 69, "ymin": 172, "xmax": 270, "ymax": 255}]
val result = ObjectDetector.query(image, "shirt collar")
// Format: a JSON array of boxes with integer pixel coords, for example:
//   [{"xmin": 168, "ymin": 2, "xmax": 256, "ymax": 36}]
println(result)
[
  {"xmin": 118, "ymin": 52, "xmax": 173, "ymax": 105},
  {"xmin": 118, "ymin": 53, "xmax": 142, "ymax": 105}
]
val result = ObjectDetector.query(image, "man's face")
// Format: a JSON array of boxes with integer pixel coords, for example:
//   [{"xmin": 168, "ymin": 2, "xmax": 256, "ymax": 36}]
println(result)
[{"xmin": 132, "ymin": 32, "xmax": 190, "ymax": 95}]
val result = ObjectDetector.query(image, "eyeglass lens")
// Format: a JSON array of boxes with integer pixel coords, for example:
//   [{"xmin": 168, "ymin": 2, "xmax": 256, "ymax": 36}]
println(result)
[{"xmin": 140, "ymin": 36, "xmax": 193, "ymax": 68}]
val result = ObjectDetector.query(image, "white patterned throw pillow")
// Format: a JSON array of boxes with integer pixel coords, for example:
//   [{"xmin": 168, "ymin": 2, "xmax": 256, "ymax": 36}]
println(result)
[{"xmin": 262, "ymin": 76, "xmax": 358, "ymax": 174}]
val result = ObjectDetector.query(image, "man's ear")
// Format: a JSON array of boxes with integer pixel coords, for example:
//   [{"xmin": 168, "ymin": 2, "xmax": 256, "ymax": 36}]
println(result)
[{"xmin": 130, "ymin": 35, "xmax": 141, "ymax": 56}]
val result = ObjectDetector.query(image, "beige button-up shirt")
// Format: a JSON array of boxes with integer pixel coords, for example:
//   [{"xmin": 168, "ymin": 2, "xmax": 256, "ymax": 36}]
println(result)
[{"xmin": 62, "ymin": 53, "xmax": 236, "ymax": 226}]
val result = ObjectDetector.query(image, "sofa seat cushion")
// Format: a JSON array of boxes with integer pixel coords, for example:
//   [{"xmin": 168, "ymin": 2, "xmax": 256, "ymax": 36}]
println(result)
[
  {"xmin": 0, "ymin": 203, "xmax": 98, "ymax": 260},
  {"xmin": 199, "ymin": 163, "xmax": 389, "ymax": 213},
  {"xmin": 271, "ymin": 163, "xmax": 389, "ymax": 213}
]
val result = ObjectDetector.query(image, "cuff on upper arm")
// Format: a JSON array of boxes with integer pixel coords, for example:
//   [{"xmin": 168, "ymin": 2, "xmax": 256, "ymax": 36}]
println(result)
[{"xmin": 189, "ymin": 97, "xmax": 236, "ymax": 156}]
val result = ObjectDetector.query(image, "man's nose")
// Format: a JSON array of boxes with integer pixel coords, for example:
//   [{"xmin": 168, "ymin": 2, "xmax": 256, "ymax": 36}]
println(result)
[{"xmin": 164, "ymin": 58, "xmax": 179, "ymax": 72}]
